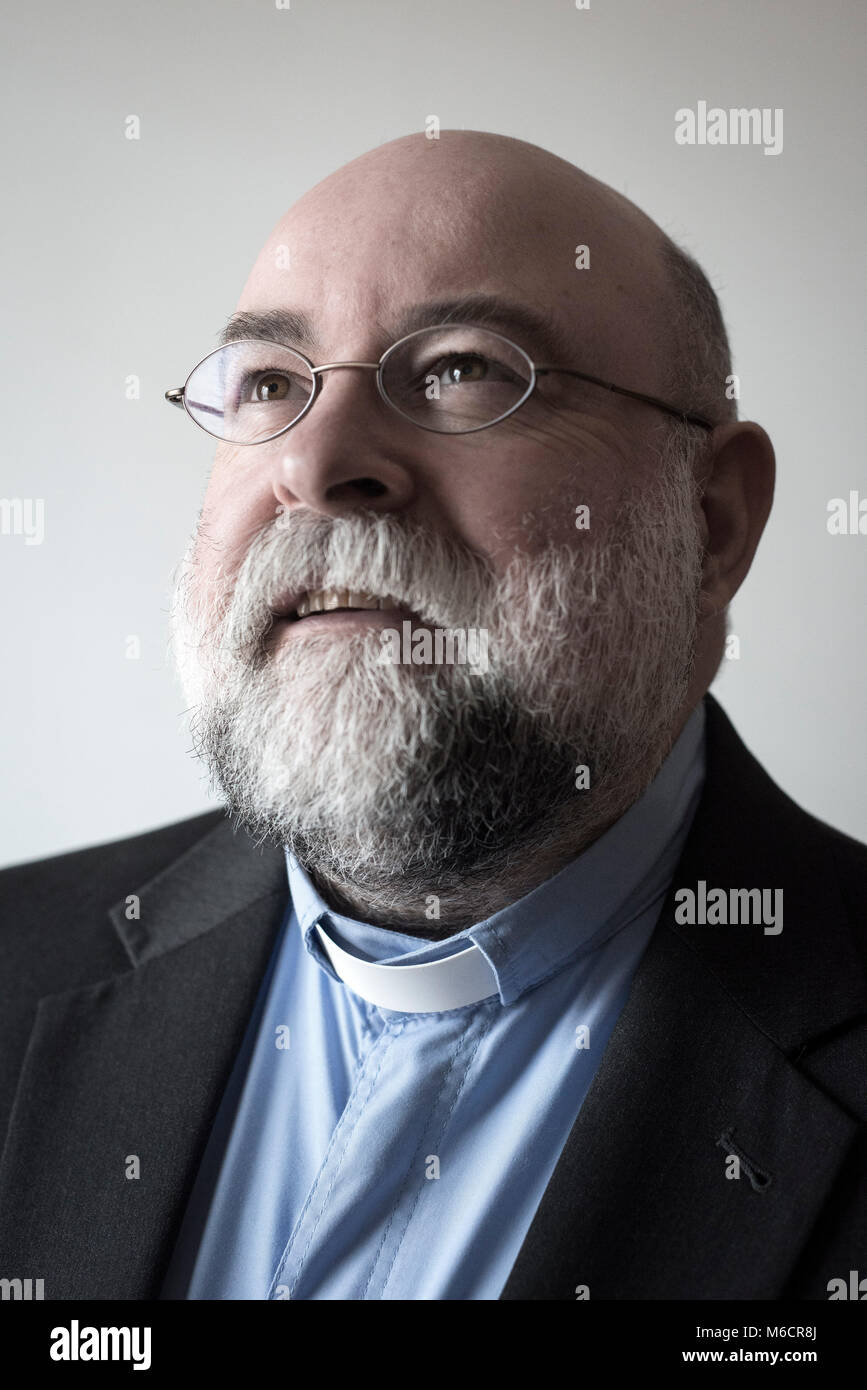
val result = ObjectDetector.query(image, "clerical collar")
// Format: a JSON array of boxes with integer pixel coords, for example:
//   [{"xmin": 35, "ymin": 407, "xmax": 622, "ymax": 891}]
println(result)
[
  {"xmin": 313, "ymin": 922, "xmax": 499, "ymax": 1012},
  {"xmin": 286, "ymin": 701, "xmax": 706, "ymax": 1014}
]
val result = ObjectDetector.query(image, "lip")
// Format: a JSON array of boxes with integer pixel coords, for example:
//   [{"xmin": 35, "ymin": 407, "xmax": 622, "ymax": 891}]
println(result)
[
  {"xmin": 269, "ymin": 604, "xmax": 423, "ymax": 642},
  {"xmin": 269, "ymin": 590, "xmax": 306, "ymax": 622},
  {"xmin": 269, "ymin": 590, "xmax": 405, "ymax": 621}
]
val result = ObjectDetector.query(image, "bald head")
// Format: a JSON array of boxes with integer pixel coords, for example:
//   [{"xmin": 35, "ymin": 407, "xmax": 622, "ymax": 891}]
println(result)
[{"xmin": 234, "ymin": 129, "xmax": 732, "ymax": 431}]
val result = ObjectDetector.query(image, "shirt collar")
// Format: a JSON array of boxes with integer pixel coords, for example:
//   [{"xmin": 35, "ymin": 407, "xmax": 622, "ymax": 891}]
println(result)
[{"xmin": 286, "ymin": 699, "xmax": 706, "ymax": 1012}]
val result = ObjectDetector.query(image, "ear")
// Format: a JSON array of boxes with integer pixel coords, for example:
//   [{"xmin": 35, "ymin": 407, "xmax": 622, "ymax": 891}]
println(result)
[{"xmin": 696, "ymin": 421, "xmax": 775, "ymax": 619}]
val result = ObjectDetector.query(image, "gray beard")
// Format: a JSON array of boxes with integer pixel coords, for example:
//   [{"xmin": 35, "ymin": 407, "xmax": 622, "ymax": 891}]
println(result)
[{"xmin": 171, "ymin": 429, "xmax": 704, "ymax": 934}]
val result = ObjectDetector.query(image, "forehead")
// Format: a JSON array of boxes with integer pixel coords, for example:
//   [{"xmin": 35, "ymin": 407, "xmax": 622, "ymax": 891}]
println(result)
[{"xmin": 233, "ymin": 146, "xmax": 669, "ymax": 386}]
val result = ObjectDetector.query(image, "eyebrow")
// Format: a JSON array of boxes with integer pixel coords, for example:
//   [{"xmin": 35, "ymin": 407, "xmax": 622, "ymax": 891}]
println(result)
[
  {"xmin": 219, "ymin": 307, "xmax": 318, "ymax": 349},
  {"xmin": 391, "ymin": 295, "xmax": 578, "ymax": 363},
  {"xmin": 217, "ymin": 293, "xmax": 578, "ymax": 364}
]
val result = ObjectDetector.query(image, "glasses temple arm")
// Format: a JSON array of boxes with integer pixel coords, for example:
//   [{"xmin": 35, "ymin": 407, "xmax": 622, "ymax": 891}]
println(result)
[{"xmin": 535, "ymin": 367, "xmax": 714, "ymax": 432}]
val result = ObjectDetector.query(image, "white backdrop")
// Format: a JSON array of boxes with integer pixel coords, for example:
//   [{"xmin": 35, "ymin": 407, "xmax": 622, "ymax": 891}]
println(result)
[{"xmin": 1, "ymin": 0, "xmax": 864, "ymax": 867}]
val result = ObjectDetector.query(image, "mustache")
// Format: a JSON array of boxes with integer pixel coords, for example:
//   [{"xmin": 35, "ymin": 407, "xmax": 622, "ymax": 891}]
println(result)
[{"xmin": 217, "ymin": 510, "xmax": 500, "ymax": 653}]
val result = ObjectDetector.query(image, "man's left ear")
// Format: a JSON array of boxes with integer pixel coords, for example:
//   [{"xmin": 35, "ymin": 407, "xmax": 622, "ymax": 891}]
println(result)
[{"xmin": 696, "ymin": 420, "xmax": 775, "ymax": 617}]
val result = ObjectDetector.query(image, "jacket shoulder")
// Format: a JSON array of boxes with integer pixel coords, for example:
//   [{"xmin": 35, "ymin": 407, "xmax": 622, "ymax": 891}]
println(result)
[
  {"xmin": 704, "ymin": 694, "xmax": 867, "ymax": 872},
  {"xmin": 700, "ymin": 694, "xmax": 867, "ymax": 1014}
]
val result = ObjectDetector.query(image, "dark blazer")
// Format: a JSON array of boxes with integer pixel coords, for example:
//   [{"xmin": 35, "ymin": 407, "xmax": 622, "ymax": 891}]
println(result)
[{"xmin": 1, "ymin": 693, "xmax": 865, "ymax": 1300}]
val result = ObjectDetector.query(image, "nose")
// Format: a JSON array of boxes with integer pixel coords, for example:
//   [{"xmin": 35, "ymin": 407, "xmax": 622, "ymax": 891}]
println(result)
[{"xmin": 271, "ymin": 363, "xmax": 417, "ymax": 518}]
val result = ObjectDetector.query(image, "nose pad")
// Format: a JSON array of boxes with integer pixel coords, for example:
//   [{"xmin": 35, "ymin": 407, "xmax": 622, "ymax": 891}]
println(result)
[{"xmin": 308, "ymin": 361, "xmax": 385, "ymax": 426}]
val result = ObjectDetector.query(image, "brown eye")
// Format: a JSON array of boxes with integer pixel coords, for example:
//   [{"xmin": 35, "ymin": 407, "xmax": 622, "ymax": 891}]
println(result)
[
  {"xmin": 447, "ymin": 355, "xmax": 487, "ymax": 384},
  {"xmin": 253, "ymin": 373, "xmax": 291, "ymax": 401}
]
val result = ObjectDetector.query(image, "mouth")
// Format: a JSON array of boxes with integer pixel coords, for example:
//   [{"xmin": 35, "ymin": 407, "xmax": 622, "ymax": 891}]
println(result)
[{"xmin": 270, "ymin": 587, "xmax": 423, "ymax": 632}]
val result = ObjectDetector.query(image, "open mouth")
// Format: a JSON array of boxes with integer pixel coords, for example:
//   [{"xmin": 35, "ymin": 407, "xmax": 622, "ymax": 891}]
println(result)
[
  {"xmin": 295, "ymin": 588, "xmax": 403, "ymax": 619},
  {"xmin": 272, "ymin": 588, "xmax": 419, "ymax": 625}
]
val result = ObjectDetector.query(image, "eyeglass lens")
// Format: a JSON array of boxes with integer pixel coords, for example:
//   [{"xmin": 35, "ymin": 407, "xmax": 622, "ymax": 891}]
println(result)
[{"xmin": 183, "ymin": 327, "xmax": 535, "ymax": 442}]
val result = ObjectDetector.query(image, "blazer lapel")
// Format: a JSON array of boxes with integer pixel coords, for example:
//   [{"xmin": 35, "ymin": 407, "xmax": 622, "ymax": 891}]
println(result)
[
  {"xmin": 0, "ymin": 819, "xmax": 288, "ymax": 1299},
  {"xmin": 501, "ymin": 696, "xmax": 867, "ymax": 1299}
]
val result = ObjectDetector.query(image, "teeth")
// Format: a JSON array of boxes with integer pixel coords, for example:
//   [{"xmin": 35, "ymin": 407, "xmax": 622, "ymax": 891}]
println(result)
[{"xmin": 295, "ymin": 588, "xmax": 396, "ymax": 618}]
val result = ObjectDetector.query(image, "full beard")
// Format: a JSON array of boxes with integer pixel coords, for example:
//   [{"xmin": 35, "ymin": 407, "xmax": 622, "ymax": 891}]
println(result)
[{"xmin": 171, "ymin": 430, "xmax": 705, "ymax": 933}]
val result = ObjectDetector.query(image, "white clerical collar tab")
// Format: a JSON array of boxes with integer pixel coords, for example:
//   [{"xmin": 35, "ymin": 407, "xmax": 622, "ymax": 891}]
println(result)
[{"xmin": 314, "ymin": 921, "xmax": 500, "ymax": 1013}]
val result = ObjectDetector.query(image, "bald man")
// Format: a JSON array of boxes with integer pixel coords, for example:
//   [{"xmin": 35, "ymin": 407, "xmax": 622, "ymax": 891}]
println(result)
[{"xmin": 1, "ymin": 132, "xmax": 865, "ymax": 1303}]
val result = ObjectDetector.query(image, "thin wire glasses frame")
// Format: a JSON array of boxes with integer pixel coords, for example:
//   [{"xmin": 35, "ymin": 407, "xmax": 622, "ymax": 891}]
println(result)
[{"xmin": 165, "ymin": 323, "xmax": 715, "ymax": 442}]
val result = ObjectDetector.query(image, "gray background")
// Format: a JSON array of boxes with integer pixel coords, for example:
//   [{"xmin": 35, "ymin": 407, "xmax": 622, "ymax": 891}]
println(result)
[{"xmin": 1, "ymin": 0, "xmax": 864, "ymax": 867}]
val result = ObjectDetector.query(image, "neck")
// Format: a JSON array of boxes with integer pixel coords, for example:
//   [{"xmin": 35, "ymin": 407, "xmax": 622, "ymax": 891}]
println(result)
[
  {"xmin": 304, "ymin": 701, "xmax": 702, "ymax": 938},
  {"xmin": 306, "ymin": 796, "xmax": 633, "ymax": 940}
]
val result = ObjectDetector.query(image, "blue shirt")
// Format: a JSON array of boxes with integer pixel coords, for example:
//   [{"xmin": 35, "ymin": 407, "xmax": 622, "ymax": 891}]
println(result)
[{"xmin": 162, "ymin": 702, "xmax": 706, "ymax": 1300}]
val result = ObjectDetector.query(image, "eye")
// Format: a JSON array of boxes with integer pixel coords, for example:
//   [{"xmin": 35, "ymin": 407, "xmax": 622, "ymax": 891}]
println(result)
[
  {"xmin": 444, "ymin": 354, "xmax": 488, "ymax": 385},
  {"xmin": 251, "ymin": 372, "xmax": 292, "ymax": 402}
]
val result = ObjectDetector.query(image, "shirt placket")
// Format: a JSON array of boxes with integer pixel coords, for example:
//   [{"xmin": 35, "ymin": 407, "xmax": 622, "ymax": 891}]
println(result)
[{"xmin": 268, "ymin": 1006, "xmax": 492, "ymax": 1300}]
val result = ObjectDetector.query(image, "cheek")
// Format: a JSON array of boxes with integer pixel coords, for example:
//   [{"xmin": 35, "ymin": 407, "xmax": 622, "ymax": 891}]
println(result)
[
  {"xmin": 448, "ymin": 438, "xmax": 626, "ymax": 571},
  {"xmin": 196, "ymin": 448, "xmax": 279, "ymax": 576}
]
